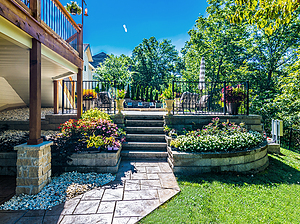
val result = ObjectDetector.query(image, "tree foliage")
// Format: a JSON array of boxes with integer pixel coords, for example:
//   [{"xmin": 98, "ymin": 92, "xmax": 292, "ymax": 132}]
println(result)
[
  {"xmin": 93, "ymin": 54, "xmax": 133, "ymax": 86},
  {"xmin": 131, "ymin": 37, "xmax": 183, "ymax": 89},
  {"xmin": 230, "ymin": 0, "xmax": 300, "ymax": 35}
]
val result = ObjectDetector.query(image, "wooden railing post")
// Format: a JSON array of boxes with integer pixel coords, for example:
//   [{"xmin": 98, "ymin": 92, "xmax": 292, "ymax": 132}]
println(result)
[
  {"xmin": 76, "ymin": 24, "xmax": 83, "ymax": 118},
  {"xmin": 30, "ymin": 0, "xmax": 41, "ymax": 22},
  {"xmin": 28, "ymin": 39, "xmax": 43, "ymax": 145},
  {"xmin": 53, "ymin": 80, "xmax": 59, "ymax": 114}
]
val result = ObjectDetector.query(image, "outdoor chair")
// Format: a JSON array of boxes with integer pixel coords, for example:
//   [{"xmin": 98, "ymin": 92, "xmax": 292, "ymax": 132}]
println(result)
[
  {"xmin": 178, "ymin": 92, "xmax": 199, "ymax": 112},
  {"xmin": 96, "ymin": 91, "xmax": 112, "ymax": 112},
  {"xmin": 126, "ymin": 102, "xmax": 133, "ymax": 108},
  {"xmin": 138, "ymin": 102, "xmax": 143, "ymax": 108},
  {"xmin": 196, "ymin": 95, "xmax": 210, "ymax": 111}
]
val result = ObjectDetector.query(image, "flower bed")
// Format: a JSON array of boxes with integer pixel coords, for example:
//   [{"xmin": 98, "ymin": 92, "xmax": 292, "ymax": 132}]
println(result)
[
  {"xmin": 50, "ymin": 108, "xmax": 125, "ymax": 174},
  {"xmin": 166, "ymin": 117, "xmax": 268, "ymax": 174}
]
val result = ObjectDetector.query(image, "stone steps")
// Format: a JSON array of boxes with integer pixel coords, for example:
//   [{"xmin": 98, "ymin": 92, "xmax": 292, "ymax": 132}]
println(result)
[
  {"xmin": 122, "ymin": 142, "xmax": 167, "ymax": 151},
  {"xmin": 121, "ymin": 150, "xmax": 168, "ymax": 160},
  {"xmin": 126, "ymin": 120, "xmax": 164, "ymax": 127},
  {"xmin": 122, "ymin": 115, "xmax": 167, "ymax": 160},
  {"xmin": 125, "ymin": 127, "xmax": 165, "ymax": 134},
  {"xmin": 126, "ymin": 134, "xmax": 166, "ymax": 142}
]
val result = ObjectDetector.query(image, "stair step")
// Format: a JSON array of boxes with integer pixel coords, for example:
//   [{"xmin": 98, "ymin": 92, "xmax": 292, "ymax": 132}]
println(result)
[
  {"xmin": 125, "ymin": 127, "xmax": 165, "ymax": 134},
  {"xmin": 126, "ymin": 120, "xmax": 164, "ymax": 127},
  {"xmin": 122, "ymin": 142, "xmax": 167, "ymax": 150},
  {"xmin": 126, "ymin": 134, "xmax": 166, "ymax": 142},
  {"xmin": 125, "ymin": 115, "xmax": 164, "ymax": 120},
  {"xmin": 121, "ymin": 150, "xmax": 168, "ymax": 160}
]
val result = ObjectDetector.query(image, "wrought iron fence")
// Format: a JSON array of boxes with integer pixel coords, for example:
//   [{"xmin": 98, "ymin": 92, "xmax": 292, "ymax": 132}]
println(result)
[
  {"xmin": 282, "ymin": 128, "xmax": 300, "ymax": 152},
  {"xmin": 172, "ymin": 80, "xmax": 249, "ymax": 115},
  {"xmin": 61, "ymin": 80, "xmax": 116, "ymax": 114},
  {"xmin": 41, "ymin": 0, "xmax": 80, "ymax": 51}
]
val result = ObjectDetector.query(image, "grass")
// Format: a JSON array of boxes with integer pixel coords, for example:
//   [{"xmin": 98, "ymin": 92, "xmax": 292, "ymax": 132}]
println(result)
[{"xmin": 139, "ymin": 148, "xmax": 300, "ymax": 224}]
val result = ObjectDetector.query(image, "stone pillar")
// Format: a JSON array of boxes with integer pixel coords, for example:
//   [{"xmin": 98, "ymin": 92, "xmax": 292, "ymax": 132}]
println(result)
[{"xmin": 14, "ymin": 142, "xmax": 53, "ymax": 195}]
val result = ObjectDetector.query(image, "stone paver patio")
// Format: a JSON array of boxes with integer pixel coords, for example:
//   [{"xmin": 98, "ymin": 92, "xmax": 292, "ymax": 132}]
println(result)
[{"xmin": 0, "ymin": 159, "xmax": 180, "ymax": 224}]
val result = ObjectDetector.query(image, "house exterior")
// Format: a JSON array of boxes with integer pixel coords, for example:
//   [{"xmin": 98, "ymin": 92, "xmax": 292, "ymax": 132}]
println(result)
[{"xmin": 0, "ymin": 0, "xmax": 84, "ymax": 140}]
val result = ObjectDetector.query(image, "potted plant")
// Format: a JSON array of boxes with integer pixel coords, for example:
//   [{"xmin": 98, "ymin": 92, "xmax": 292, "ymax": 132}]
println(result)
[
  {"xmin": 160, "ymin": 84, "xmax": 175, "ymax": 115},
  {"xmin": 221, "ymin": 84, "xmax": 246, "ymax": 115},
  {"xmin": 116, "ymin": 89, "xmax": 126, "ymax": 114},
  {"xmin": 65, "ymin": 1, "xmax": 82, "ymax": 15},
  {"xmin": 83, "ymin": 89, "xmax": 97, "ymax": 111}
]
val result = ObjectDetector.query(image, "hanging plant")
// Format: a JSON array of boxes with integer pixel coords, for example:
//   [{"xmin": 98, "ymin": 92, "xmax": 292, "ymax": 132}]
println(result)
[{"xmin": 65, "ymin": 1, "xmax": 82, "ymax": 15}]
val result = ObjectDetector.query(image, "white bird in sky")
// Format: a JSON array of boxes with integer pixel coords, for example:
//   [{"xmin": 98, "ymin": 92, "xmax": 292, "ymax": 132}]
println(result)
[{"xmin": 123, "ymin": 24, "xmax": 128, "ymax": 33}]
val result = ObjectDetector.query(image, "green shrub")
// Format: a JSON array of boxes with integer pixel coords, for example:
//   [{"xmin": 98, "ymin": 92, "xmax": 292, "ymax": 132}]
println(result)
[
  {"xmin": 81, "ymin": 108, "xmax": 111, "ymax": 121},
  {"xmin": 171, "ymin": 117, "xmax": 264, "ymax": 152}
]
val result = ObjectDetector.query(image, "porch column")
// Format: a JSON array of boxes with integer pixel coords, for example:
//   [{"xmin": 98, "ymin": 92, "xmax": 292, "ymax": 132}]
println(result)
[
  {"xmin": 53, "ymin": 80, "xmax": 59, "ymax": 114},
  {"xmin": 28, "ymin": 39, "xmax": 43, "ymax": 145},
  {"xmin": 77, "ymin": 69, "xmax": 83, "ymax": 119},
  {"xmin": 77, "ymin": 24, "xmax": 83, "ymax": 119}
]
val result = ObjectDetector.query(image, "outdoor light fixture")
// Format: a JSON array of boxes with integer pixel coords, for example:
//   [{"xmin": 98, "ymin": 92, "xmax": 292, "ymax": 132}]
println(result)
[{"xmin": 84, "ymin": 8, "xmax": 88, "ymax": 16}]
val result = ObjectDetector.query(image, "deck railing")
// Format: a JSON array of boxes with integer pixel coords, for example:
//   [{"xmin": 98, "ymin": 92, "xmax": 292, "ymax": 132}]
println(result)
[
  {"xmin": 172, "ymin": 80, "xmax": 249, "ymax": 115},
  {"xmin": 41, "ymin": 0, "xmax": 80, "ymax": 51}
]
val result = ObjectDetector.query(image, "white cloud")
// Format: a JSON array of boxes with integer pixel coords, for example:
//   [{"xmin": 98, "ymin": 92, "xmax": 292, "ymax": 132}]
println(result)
[{"xmin": 123, "ymin": 24, "xmax": 128, "ymax": 33}]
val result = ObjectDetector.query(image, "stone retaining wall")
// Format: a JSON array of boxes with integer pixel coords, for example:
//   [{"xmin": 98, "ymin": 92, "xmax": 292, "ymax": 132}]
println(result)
[
  {"xmin": 164, "ymin": 114, "xmax": 263, "ymax": 132},
  {"xmin": 0, "ymin": 152, "xmax": 17, "ymax": 176},
  {"xmin": 167, "ymin": 137, "xmax": 269, "ymax": 174},
  {"xmin": 52, "ymin": 148, "xmax": 121, "ymax": 174}
]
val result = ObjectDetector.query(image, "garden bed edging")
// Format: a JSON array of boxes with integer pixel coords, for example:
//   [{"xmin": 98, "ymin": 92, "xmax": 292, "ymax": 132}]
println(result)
[{"xmin": 166, "ymin": 136, "xmax": 268, "ymax": 174}]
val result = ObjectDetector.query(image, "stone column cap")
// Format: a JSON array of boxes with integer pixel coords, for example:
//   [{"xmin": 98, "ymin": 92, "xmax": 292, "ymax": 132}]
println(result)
[{"xmin": 14, "ymin": 141, "xmax": 53, "ymax": 151}]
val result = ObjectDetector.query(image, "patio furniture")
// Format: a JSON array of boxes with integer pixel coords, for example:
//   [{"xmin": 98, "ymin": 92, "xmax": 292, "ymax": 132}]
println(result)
[
  {"xmin": 178, "ymin": 92, "xmax": 199, "ymax": 112},
  {"xmin": 126, "ymin": 102, "xmax": 133, "ymax": 108},
  {"xmin": 138, "ymin": 102, "xmax": 143, "ymax": 108},
  {"xmin": 96, "ymin": 91, "xmax": 112, "ymax": 112},
  {"xmin": 149, "ymin": 102, "xmax": 155, "ymax": 108},
  {"xmin": 197, "ymin": 95, "xmax": 210, "ymax": 111}
]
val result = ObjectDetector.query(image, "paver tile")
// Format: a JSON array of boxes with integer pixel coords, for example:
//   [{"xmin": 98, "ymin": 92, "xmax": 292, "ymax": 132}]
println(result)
[
  {"xmin": 102, "ymin": 188, "xmax": 124, "ymax": 201},
  {"xmin": 157, "ymin": 188, "xmax": 180, "ymax": 204},
  {"xmin": 16, "ymin": 216, "xmax": 44, "ymax": 224},
  {"xmin": 132, "ymin": 166, "xmax": 146, "ymax": 172},
  {"xmin": 60, "ymin": 214, "xmax": 113, "ymax": 224},
  {"xmin": 146, "ymin": 166, "xmax": 161, "ymax": 174},
  {"xmin": 112, "ymin": 216, "xmax": 140, "ymax": 224},
  {"xmin": 0, "ymin": 211, "xmax": 27, "ymax": 224},
  {"xmin": 131, "ymin": 172, "xmax": 147, "ymax": 180},
  {"xmin": 140, "ymin": 180, "xmax": 162, "ymax": 190},
  {"xmin": 97, "ymin": 201, "xmax": 115, "ymax": 213},
  {"xmin": 81, "ymin": 188, "xmax": 104, "ymax": 200},
  {"xmin": 61, "ymin": 199, "xmax": 80, "ymax": 215},
  {"xmin": 158, "ymin": 173, "xmax": 180, "ymax": 190},
  {"xmin": 125, "ymin": 180, "xmax": 140, "ymax": 191},
  {"xmin": 115, "ymin": 199, "xmax": 160, "ymax": 217},
  {"xmin": 73, "ymin": 200, "xmax": 99, "ymax": 214},
  {"xmin": 135, "ymin": 162, "xmax": 160, "ymax": 167},
  {"xmin": 123, "ymin": 190, "xmax": 159, "ymax": 200},
  {"xmin": 147, "ymin": 173, "xmax": 159, "ymax": 179},
  {"xmin": 159, "ymin": 163, "xmax": 173, "ymax": 172},
  {"xmin": 23, "ymin": 210, "xmax": 46, "ymax": 217},
  {"xmin": 42, "ymin": 215, "xmax": 64, "ymax": 224}
]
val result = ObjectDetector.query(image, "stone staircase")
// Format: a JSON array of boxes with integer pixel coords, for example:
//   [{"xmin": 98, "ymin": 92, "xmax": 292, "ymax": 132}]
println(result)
[{"xmin": 121, "ymin": 115, "xmax": 168, "ymax": 160}]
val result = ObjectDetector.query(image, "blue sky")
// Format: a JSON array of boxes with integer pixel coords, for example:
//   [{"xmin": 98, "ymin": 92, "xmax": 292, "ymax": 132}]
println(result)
[{"xmin": 61, "ymin": 0, "xmax": 208, "ymax": 56}]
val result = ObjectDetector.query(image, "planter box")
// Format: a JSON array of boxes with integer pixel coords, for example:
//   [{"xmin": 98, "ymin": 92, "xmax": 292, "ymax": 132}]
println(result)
[
  {"xmin": 53, "ymin": 147, "xmax": 122, "ymax": 174},
  {"xmin": 167, "ymin": 140, "xmax": 268, "ymax": 175},
  {"xmin": 0, "ymin": 151, "xmax": 17, "ymax": 176}
]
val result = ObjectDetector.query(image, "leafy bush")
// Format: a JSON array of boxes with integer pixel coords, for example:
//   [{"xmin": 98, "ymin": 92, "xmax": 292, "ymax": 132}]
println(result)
[
  {"xmin": 171, "ymin": 117, "xmax": 263, "ymax": 152},
  {"xmin": 81, "ymin": 108, "xmax": 111, "ymax": 121}
]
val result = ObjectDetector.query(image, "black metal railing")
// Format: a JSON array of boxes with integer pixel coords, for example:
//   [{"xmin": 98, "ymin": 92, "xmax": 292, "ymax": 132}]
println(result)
[
  {"xmin": 172, "ymin": 80, "xmax": 249, "ymax": 115},
  {"xmin": 62, "ymin": 80, "xmax": 117, "ymax": 114},
  {"xmin": 41, "ymin": 0, "xmax": 80, "ymax": 51},
  {"xmin": 282, "ymin": 128, "xmax": 300, "ymax": 152}
]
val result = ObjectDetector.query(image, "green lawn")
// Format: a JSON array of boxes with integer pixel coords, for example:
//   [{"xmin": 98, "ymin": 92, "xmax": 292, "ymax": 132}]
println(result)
[{"xmin": 140, "ymin": 148, "xmax": 300, "ymax": 224}]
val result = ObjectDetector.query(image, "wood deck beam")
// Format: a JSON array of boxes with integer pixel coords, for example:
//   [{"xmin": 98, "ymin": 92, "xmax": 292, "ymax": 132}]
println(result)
[{"xmin": 0, "ymin": 0, "xmax": 83, "ymax": 69}]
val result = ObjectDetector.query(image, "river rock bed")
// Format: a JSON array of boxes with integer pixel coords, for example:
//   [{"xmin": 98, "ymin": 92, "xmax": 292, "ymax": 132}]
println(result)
[
  {"xmin": 0, "ymin": 171, "xmax": 115, "ymax": 210},
  {"xmin": 0, "ymin": 107, "xmax": 61, "ymax": 121}
]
